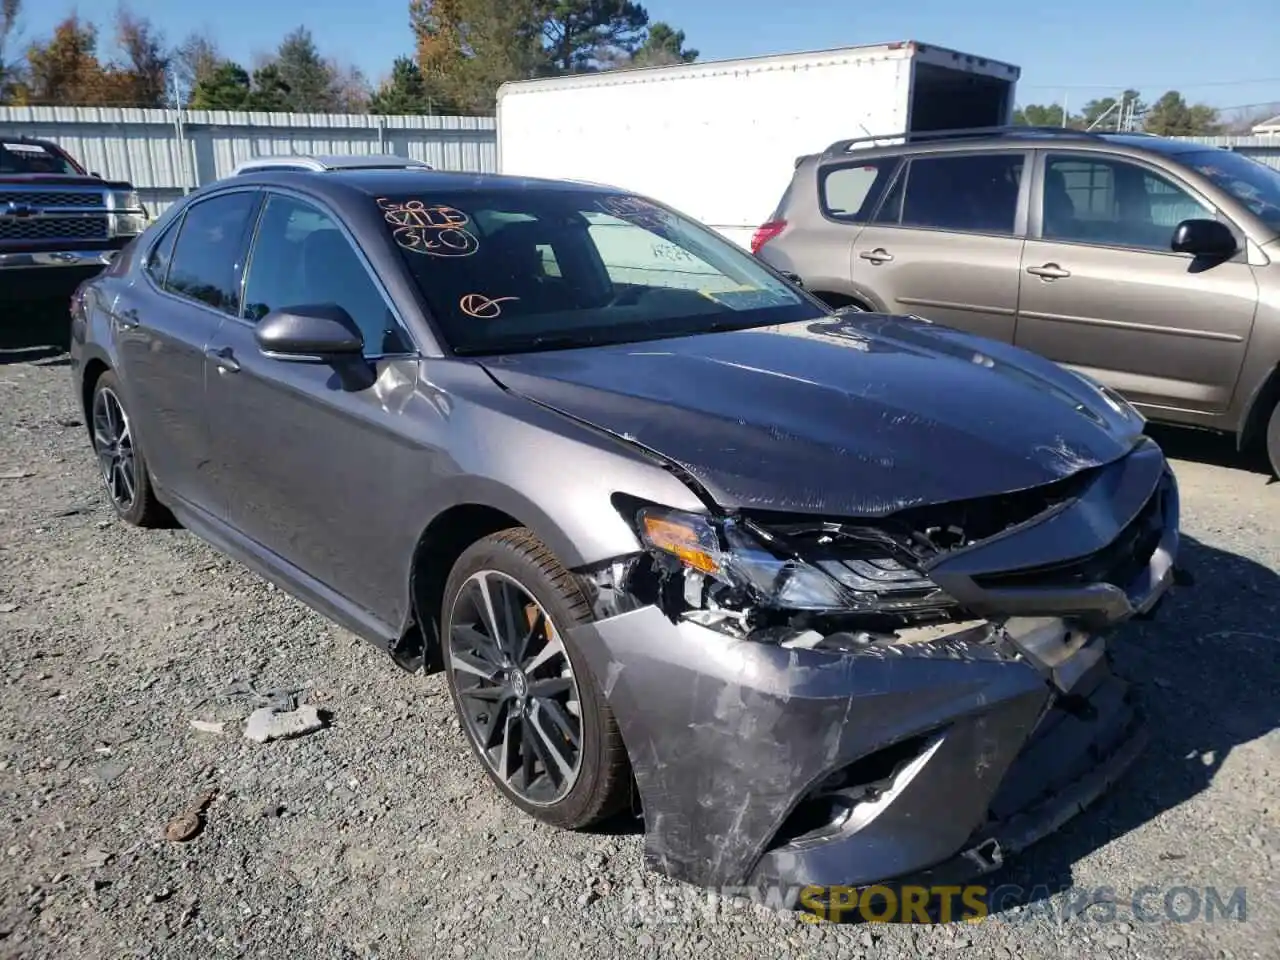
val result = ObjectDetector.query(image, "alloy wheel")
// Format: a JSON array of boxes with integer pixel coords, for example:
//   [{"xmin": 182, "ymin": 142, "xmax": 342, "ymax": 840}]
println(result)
[
  {"xmin": 92, "ymin": 386, "xmax": 136, "ymax": 512},
  {"xmin": 447, "ymin": 570, "xmax": 584, "ymax": 805}
]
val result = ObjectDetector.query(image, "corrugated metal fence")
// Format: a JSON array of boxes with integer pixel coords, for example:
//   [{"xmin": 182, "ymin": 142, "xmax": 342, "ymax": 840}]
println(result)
[
  {"xmin": 1176, "ymin": 135, "xmax": 1280, "ymax": 171},
  {"xmin": 0, "ymin": 106, "xmax": 497, "ymax": 217},
  {"xmin": 3, "ymin": 105, "xmax": 1278, "ymax": 220}
]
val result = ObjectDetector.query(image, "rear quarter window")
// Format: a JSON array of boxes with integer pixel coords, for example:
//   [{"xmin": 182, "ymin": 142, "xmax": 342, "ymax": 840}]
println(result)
[{"xmin": 818, "ymin": 158, "xmax": 900, "ymax": 222}]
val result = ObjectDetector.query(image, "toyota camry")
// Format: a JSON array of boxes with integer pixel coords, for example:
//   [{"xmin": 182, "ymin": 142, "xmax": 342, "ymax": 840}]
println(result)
[{"xmin": 69, "ymin": 155, "xmax": 1180, "ymax": 900}]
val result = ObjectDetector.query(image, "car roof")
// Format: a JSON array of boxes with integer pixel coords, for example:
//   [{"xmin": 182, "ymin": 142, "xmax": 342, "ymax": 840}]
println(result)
[
  {"xmin": 229, "ymin": 166, "xmax": 626, "ymax": 199},
  {"xmin": 231, "ymin": 153, "xmax": 434, "ymax": 175},
  {"xmin": 1095, "ymin": 133, "xmax": 1205, "ymax": 155},
  {"xmin": 819, "ymin": 125, "xmax": 1208, "ymax": 162}
]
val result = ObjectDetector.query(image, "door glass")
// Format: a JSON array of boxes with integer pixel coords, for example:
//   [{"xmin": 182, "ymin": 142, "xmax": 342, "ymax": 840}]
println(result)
[
  {"xmin": 881, "ymin": 153, "xmax": 1024, "ymax": 235},
  {"xmin": 242, "ymin": 194, "xmax": 410, "ymax": 355},
  {"xmin": 164, "ymin": 192, "xmax": 258, "ymax": 314},
  {"xmin": 1042, "ymin": 155, "xmax": 1214, "ymax": 251},
  {"xmin": 819, "ymin": 158, "xmax": 899, "ymax": 220},
  {"xmin": 144, "ymin": 217, "xmax": 181, "ymax": 287}
]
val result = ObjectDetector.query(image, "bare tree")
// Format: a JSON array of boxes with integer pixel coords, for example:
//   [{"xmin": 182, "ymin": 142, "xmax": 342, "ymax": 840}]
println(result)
[
  {"xmin": 173, "ymin": 28, "xmax": 220, "ymax": 96},
  {"xmin": 328, "ymin": 59, "xmax": 370, "ymax": 113},
  {"xmin": 113, "ymin": 5, "xmax": 169, "ymax": 106},
  {"xmin": 0, "ymin": 0, "xmax": 25, "ymax": 101}
]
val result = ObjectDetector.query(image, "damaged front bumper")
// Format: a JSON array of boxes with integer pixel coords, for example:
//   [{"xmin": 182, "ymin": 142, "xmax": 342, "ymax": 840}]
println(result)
[{"xmin": 568, "ymin": 439, "xmax": 1178, "ymax": 894}]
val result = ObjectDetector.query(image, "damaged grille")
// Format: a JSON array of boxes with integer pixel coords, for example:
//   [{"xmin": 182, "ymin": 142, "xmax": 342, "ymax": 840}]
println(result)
[
  {"xmin": 892, "ymin": 468, "xmax": 1100, "ymax": 555},
  {"xmin": 758, "ymin": 467, "xmax": 1099, "ymax": 564},
  {"xmin": 973, "ymin": 479, "xmax": 1166, "ymax": 592}
]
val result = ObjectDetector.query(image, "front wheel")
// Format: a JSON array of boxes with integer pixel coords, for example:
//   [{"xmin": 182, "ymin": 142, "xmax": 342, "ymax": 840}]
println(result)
[{"xmin": 441, "ymin": 528, "xmax": 630, "ymax": 828}]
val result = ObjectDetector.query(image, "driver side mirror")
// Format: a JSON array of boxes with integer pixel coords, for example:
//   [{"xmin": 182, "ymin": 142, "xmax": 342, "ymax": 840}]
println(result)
[
  {"xmin": 1171, "ymin": 218, "xmax": 1237, "ymax": 259},
  {"xmin": 255, "ymin": 304, "xmax": 365, "ymax": 362}
]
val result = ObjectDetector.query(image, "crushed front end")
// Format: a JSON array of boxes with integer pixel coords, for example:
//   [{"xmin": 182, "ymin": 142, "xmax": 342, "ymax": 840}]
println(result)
[{"xmin": 568, "ymin": 437, "xmax": 1179, "ymax": 894}]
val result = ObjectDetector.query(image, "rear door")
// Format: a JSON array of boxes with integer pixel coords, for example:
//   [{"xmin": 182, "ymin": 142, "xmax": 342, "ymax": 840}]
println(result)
[
  {"xmin": 113, "ymin": 189, "xmax": 260, "ymax": 513},
  {"xmin": 760, "ymin": 156, "xmax": 899, "ymax": 299},
  {"xmin": 1016, "ymin": 151, "xmax": 1258, "ymax": 414},
  {"xmin": 848, "ymin": 149, "xmax": 1029, "ymax": 342}
]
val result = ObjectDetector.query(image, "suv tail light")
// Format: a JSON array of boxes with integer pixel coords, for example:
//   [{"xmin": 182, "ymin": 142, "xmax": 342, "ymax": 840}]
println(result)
[{"xmin": 750, "ymin": 219, "xmax": 787, "ymax": 255}]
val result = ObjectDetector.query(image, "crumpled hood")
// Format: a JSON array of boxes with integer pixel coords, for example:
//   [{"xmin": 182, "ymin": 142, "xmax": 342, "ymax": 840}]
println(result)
[{"xmin": 480, "ymin": 315, "xmax": 1145, "ymax": 516}]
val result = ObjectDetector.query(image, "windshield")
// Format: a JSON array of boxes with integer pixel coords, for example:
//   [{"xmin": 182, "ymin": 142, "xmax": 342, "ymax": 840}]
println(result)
[
  {"xmin": 376, "ymin": 189, "xmax": 820, "ymax": 354},
  {"xmin": 0, "ymin": 141, "xmax": 80, "ymax": 175},
  {"xmin": 1183, "ymin": 149, "xmax": 1280, "ymax": 233}
]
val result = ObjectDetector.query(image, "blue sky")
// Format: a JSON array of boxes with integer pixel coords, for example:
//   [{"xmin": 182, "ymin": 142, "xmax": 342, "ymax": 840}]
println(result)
[{"xmin": 21, "ymin": 0, "xmax": 1280, "ymax": 112}]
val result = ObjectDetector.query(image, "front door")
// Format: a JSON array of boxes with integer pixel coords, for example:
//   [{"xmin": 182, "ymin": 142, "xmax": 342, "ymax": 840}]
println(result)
[
  {"xmin": 1016, "ymin": 152, "xmax": 1259, "ymax": 414},
  {"xmin": 849, "ymin": 150, "xmax": 1029, "ymax": 342},
  {"xmin": 113, "ymin": 190, "xmax": 259, "ymax": 512},
  {"xmin": 203, "ymin": 190, "xmax": 422, "ymax": 627}
]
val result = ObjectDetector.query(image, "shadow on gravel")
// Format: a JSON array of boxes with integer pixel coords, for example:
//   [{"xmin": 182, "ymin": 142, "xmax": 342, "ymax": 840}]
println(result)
[
  {"xmin": 1, "ymin": 299, "xmax": 71, "ymax": 364},
  {"xmin": 1147, "ymin": 423, "xmax": 1276, "ymax": 482},
  {"xmin": 981, "ymin": 533, "xmax": 1280, "ymax": 917}
]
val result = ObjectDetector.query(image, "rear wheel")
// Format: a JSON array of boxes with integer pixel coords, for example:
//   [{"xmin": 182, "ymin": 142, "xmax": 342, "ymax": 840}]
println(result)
[
  {"xmin": 90, "ymin": 370, "xmax": 168, "ymax": 527},
  {"xmin": 1266, "ymin": 398, "xmax": 1280, "ymax": 478},
  {"xmin": 441, "ymin": 528, "xmax": 630, "ymax": 828}
]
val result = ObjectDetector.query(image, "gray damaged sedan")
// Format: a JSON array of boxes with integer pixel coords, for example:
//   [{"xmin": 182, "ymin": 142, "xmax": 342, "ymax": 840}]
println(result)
[{"xmin": 69, "ymin": 158, "xmax": 1181, "ymax": 897}]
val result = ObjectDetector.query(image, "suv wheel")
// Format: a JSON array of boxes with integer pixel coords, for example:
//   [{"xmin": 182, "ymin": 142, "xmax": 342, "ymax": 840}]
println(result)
[
  {"xmin": 1266, "ymin": 399, "xmax": 1280, "ymax": 478},
  {"xmin": 441, "ymin": 528, "xmax": 630, "ymax": 828},
  {"xmin": 90, "ymin": 371, "xmax": 169, "ymax": 527}
]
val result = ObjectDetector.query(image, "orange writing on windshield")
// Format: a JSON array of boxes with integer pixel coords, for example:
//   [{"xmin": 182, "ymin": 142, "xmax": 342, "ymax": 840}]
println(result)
[
  {"xmin": 377, "ymin": 198, "xmax": 479, "ymax": 257},
  {"xmin": 459, "ymin": 293, "xmax": 519, "ymax": 319}
]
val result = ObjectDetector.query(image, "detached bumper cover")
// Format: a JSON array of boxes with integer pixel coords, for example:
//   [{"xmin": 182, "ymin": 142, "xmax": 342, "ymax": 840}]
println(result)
[{"xmin": 568, "ymin": 439, "xmax": 1176, "ymax": 891}]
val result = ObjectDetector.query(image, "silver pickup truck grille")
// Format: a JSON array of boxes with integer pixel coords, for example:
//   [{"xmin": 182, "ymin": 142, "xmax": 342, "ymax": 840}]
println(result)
[
  {"xmin": 0, "ymin": 187, "xmax": 109, "ymax": 243},
  {"xmin": 0, "ymin": 216, "xmax": 109, "ymax": 241},
  {"xmin": 0, "ymin": 191, "xmax": 102, "ymax": 208}
]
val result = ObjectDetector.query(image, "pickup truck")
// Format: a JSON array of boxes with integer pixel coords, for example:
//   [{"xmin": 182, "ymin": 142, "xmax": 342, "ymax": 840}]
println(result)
[{"xmin": 0, "ymin": 136, "xmax": 147, "ymax": 305}]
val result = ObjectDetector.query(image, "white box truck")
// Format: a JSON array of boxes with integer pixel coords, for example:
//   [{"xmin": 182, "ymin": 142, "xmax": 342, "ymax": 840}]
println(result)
[{"xmin": 496, "ymin": 41, "xmax": 1020, "ymax": 248}]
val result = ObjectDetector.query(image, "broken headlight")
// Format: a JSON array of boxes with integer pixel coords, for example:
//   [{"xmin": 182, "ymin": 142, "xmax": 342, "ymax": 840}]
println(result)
[{"xmin": 634, "ymin": 506, "xmax": 953, "ymax": 614}]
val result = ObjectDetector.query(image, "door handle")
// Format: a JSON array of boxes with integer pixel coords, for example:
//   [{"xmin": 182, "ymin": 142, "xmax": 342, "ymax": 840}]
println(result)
[
  {"xmin": 206, "ymin": 346, "xmax": 240, "ymax": 374},
  {"xmin": 859, "ymin": 248, "xmax": 894, "ymax": 264},
  {"xmin": 1026, "ymin": 263, "xmax": 1071, "ymax": 280}
]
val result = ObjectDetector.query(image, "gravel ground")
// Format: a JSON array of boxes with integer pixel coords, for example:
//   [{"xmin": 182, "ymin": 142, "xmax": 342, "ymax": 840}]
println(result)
[{"xmin": 1, "ymin": 317, "xmax": 1277, "ymax": 960}]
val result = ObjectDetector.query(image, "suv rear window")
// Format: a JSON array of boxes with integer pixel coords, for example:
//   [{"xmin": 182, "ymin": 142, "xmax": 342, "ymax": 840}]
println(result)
[{"xmin": 819, "ymin": 159, "xmax": 899, "ymax": 221}]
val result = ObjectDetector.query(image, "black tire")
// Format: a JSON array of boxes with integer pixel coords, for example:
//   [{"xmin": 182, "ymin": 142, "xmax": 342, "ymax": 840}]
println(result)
[
  {"xmin": 441, "ymin": 527, "xmax": 630, "ymax": 829},
  {"xmin": 1266, "ymin": 398, "xmax": 1280, "ymax": 479},
  {"xmin": 89, "ymin": 370, "xmax": 170, "ymax": 528}
]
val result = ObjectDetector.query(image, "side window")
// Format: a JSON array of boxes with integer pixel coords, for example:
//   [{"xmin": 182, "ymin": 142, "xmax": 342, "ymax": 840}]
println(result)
[
  {"xmin": 144, "ymin": 216, "xmax": 181, "ymax": 286},
  {"xmin": 164, "ymin": 192, "xmax": 258, "ymax": 314},
  {"xmin": 879, "ymin": 153, "xmax": 1025, "ymax": 235},
  {"xmin": 819, "ymin": 158, "xmax": 899, "ymax": 221},
  {"xmin": 1042, "ymin": 154, "xmax": 1214, "ymax": 251},
  {"xmin": 242, "ymin": 194, "xmax": 411, "ymax": 355}
]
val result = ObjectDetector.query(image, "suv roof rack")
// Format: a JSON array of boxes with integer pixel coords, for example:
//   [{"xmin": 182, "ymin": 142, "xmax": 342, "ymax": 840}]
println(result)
[
  {"xmin": 821, "ymin": 125, "xmax": 1155, "ymax": 158},
  {"xmin": 231, "ymin": 153, "xmax": 434, "ymax": 176}
]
